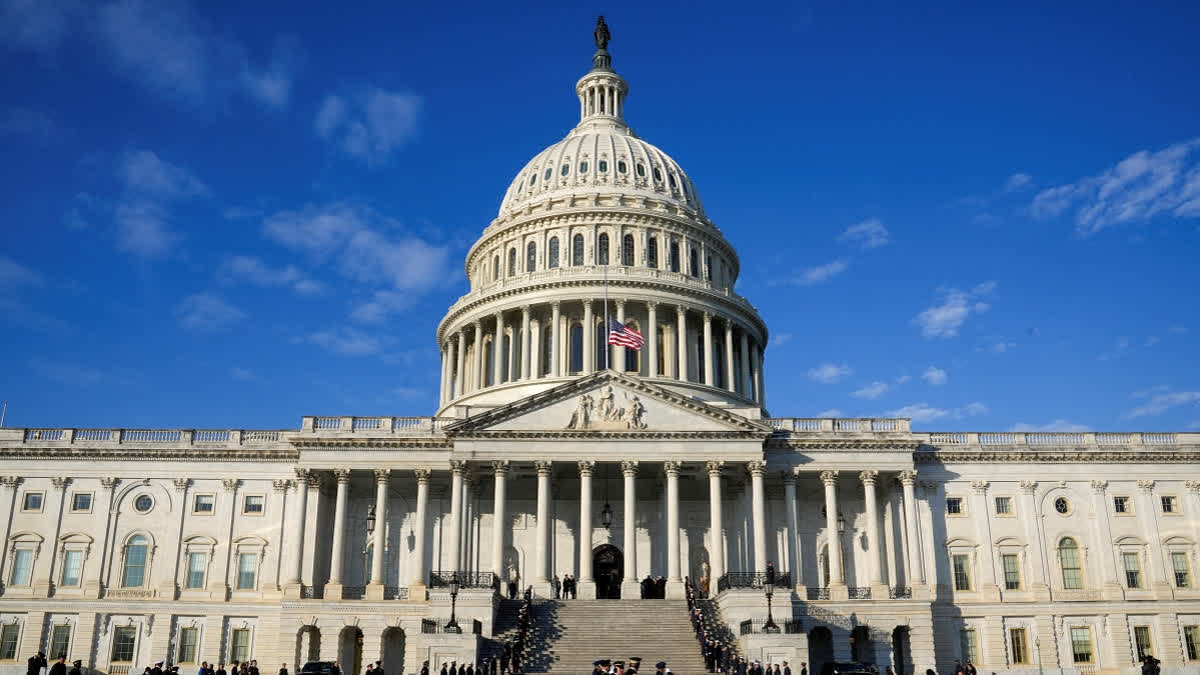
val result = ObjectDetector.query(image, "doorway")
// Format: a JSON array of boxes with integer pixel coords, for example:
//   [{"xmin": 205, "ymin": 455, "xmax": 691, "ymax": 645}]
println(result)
[
  {"xmin": 593, "ymin": 544, "xmax": 624, "ymax": 599},
  {"xmin": 338, "ymin": 627, "xmax": 363, "ymax": 675},
  {"xmin": 809, "ymin": 627, "xmax": 834, "ymax": 675},
  {"xmin": 381, "ymin": 628, "xmax": 405, "ymax": 675},
  {"xmin": 892, "ymin": 626, "xmax": 910, "ymax": 675}
]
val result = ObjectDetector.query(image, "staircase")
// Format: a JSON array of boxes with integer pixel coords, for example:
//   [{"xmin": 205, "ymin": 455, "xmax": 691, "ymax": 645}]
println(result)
[
  {"xmin": 520, "ymin": 599, "xmax": 709, "ymax": 674},
  {"xmin": 695, "ymin": 598, "xmax": 741, "ymax": 662}
]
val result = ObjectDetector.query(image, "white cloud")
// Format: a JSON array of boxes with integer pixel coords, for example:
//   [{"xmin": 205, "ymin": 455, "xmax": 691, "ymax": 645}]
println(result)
[
  {"xmin": 218, "ymin": 255, "xmax": 321, "ymax": 294},
  {"xmin": 0, "ymin": 257, "xmax": 42, "ymax": 288},
  {"xmin": 351, "ymin": 290, "xmax": 417, "ymax": 323},
  {"xmin": 912, "ymin": 282, "xmax": 995, "ymax": 339},
  {"xmin": 886, "ymin": 401, "xmax": 988, "ymax": 424},
  {"xmin": 118, "ymin": 150, "xmax": 208, "ymax": 199},
  {"xmin": 815, "ymin": 409, "xmax": 843, "ymax": 418},
  {"xmin": 0, "ymin": 0, "xmax": 82, "ymax": 52},
  {"xmin": 961, "ymin": 402, "xmax": 990, "ymax": 416},
  {"xmin": 1030, "ymin": 137, "xmax": 1200, "ymax": 235},
  {"xmin": 110, "ymin": 151, "xmax": 207, "ymax": 258},
  {"xmin": 305, "ymin": 327, "xmax": 381, "ymax": 356},
  {"xmin": 786, "ymin": 260, "xmax": 848, "ymax": 286},
  {"xmin": 1003, "ymin": 173, "xmax": 1033, "ymax": 192},
  {"xmin": 173, "ymin": 293, "xmax": 246, "ymax": 331},
  {"xmin": 114, "ymin": 201, "xmax": 181, "ymax": 258},
  {"xmin": 982, "ymin": 341, "xmax": 1016, "ymax": 353},
  {"xmin": 851, "ymin": 381, "xmax": 890, "ymax": 400},
  {"xmin": 921, "ymin": 366, "xmax": 948, "ymax": 386},
  {"xmin": 770, "ymin": 333, "xmax": 792, "ymax": 348},
  {"xmin": 895, "ymin": 375, "xmax": 911, "ymax": 384},
  {"xmin": 1009, "ymin": 420, "xmax": 1092, "ymax": 432},
  {"xmin": 94, "ymin": 0, "xmax": 214, "ymax": 101},
  {"xmin": 1127, "ymin": 390, "xmax": 1200, "ymax": 418},
  {"xmin": 1145, "ymin": 336, "xmax": 1160, "ymax": 347},
  {"xmin": 837, "ymin": 218, "xmax": 889, "ymax": 249},
  {"xmin": 315, "ymin": 87, "xmax": 421, "ymax": 165},
  {"xmin": 808, "ymin": 362, "xmax": 852, "ymax": 384}
]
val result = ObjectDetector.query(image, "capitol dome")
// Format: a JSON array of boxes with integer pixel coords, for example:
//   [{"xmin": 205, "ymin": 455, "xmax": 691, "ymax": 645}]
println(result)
[{"xmin": 435, "ymin": 18, "xmax": 768, "ymax": 416}]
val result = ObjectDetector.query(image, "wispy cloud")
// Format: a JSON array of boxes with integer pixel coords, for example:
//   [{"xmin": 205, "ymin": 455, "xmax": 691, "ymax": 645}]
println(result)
[
  {"xmin": 0, "ymin": 257, "xmax": 43, "ymax": 288},
  {"xmin": 921, "ymin": 366, "xmax": 948, "ymax": 386},
  {"xmin": 217, "ymin": 255, "xmax": 322, "ymax": 295},
  {"xmin": 978, "ymin": 340, "xmax": 1016, "ymax": 354},
  {"xmin": 912, "ymin": 282, "xmax": 996, "ymax": 339},
  {"xmin": 315, "ymin": 87, "xmax": 421, "ymax": 165},
  {"xmin": 887, "ymin": 401, "xmax": 989, "ymax": 424},
  {"xmin": 808, "ymin": 362, "xmax": 852, "ymax": 384},
  {"xmin": 1031, "ymin": 137, "xmax": 1200, "ymax": 235},
  {"xmin": 174, "ymin": 293, "xmax": 246, "ymax": 331},
  {"xmin": 0, "ymin": 0, "xmax": 82, "ymax": 52},
  {"xmin": 837, "ymin": 218, "xmax": 889, "ymax": 249},
  {"xmin": 113, "ymin": 201, "xmax": 182, "ymax": 258},
  {"xmin": 779, "ymin": 260, "xmax": 848, "ymax": 286},
  {"xmin": 770, "ymin": 333, "xmax": 792, "ymax": 348},
  {"xmin": 1127, "ymin": 389, "xmax": 1200, "ymax": 418},
  {"xmin": 1009, "ymin": 420, "xmax": 1091, "ymax": 432},
  {"xmin": 816, "ymin": 409, "xmax": 843, "ymax": 418},
  {"xmin": 851, "ymin": 381, "xmax": 889, "ymax": 400},
  {"xmin": 119, "ymin": 150, "xmax": 208, "ymax": 199},
  {"xmin": 1003, "ymin": 173, "xmax": 1033, "ymax": 192},
  {"xmin": 305, "ymin": 327, "xmax": 381, "ymax": 356},
  {"xmin": 112, "ymin": 150, "xmax": 207, "ymax": 258}
]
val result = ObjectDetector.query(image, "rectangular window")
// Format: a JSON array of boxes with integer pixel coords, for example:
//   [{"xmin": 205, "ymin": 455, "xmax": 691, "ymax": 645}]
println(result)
[
  {"xmin": 193, "ymin": 494, "xmax": 214, "ymax": 513},
  {"xmin": 177, "ymin": 627, "xmax": 198, "ymax": 664},
  {"xmin": 9, "ymin": 549, "xmax": 33, "ymax": 586},
  {"xmin": 61, "ymin": 550, "xmax": 83, "ymax": 587},
  {"xmin": 22, "ymin": 492, "xmax": 43, "ymax": 511},
  {"xmin": 1009, "ymin": 628, "xmax": 1028, "ymax": 665},
  {"xmin": 0, "ymin": 624, "xmax": 19, "ymax": 660},
  {"xmin": 236, "ymin": 553, "xmax": 257, "ymax": 590},
  {"xmin": 1113, "ymin": 496, "xmax": 1131, "ymax": 513},
  {"xmin": 111, "ymin": 626, "xmax": 137, "ymax": 662},
  {"xmin": 230, "ymin": 628, "xmax": 251, "ymax": 663},
  {"xmin": 960, "ymin": 628, "xmax": 978, "ymax": 663},
  {"xmin": 1184, "ymin": 625, "xmax": 1199, "ymax": 661},
  {"xmin": 1162, "ymin": 496, "xmax": 1178, "ymax": 513},
  {"xmin": 70, "ymin": 493, "xmax": 92, "ymax": 512},
  {"xmin": 49, "ymin": 624, "xmax": 71, "ymax": 660},
  {"xmin": 1070, "ymin": 627, "xmax": 1093, "ymax": 663},
  {"xmin": 1123, "ymin": 552, "xmax": 1142, "ymax": 588},
  {"xmin": 946, "ymin": 497, "xmax": 964, "ymax": 515},
  {"xmin": 1134, "ymin": 625, "xmax": 1154, "ymax": 661},
  {"xmin": 186, "ymin": 552, "xmax": 207, "ymax": 589},
  {"xmin": 242, "ymin": 495, "xmax": 264, "ymax": 514},
  {"xmin": 1173, "ymin": 552, "xmax": 1191, "ymax": 588},
  {"xmin": 952, "ymin": 554, "xmax": 971, "ymax": 591},
  {"xmin": 1002, "ymin": 554, "xmax": 1021, "ymax": 590},
  {"xmin": 994, "ymin": 496, "xmax": 1012, "ymax": 515}
]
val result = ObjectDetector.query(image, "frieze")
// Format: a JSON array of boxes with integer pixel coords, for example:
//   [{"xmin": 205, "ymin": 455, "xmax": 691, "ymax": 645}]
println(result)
[
  {"xmin": 0, "ymin": 446, "xmax": 300, "ymax": 461},
  {"xmin": 565, "ymin": 386, "xmax": 647, "ymax": 430},
  {"xmin": 915, "ymin": 450, "xmax": 1200, "ymax": 463}
]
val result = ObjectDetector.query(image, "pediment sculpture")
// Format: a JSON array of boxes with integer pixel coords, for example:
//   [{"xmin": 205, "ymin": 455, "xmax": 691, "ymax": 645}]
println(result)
[{"xmin": 566, "ymin": 385, "xmax": 647, "ymax": 430}]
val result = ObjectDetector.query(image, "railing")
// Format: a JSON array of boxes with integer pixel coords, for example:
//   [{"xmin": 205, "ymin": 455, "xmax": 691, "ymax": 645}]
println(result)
[
  {"xmin": 421, "ymin": 618, "xmax": 467, "ymax": 634},
  {"xmin": 24, "ymin": 429, "xmax": 62, "ymax": 441},
  {"xmin": 429, "ymin": 571, "xmax": 496, "ymax": 589},
  {"xmin": 342, "ymin": 586, "xmax": 366, "ymax": 599},
  {"xmin": 76, "ymin": 429, "xmax": 112, "ymax": 441},
  {"xmin": 739, "ymin": 618, "xmax": 804, "ymax": 635},
  {"xmin": 923, "ymin": 431, "xmax": 1191, "ymax": 448},
  {"xmin": 110, "ymin": 666, "xmax": 132, "ymax": 675},
  {"xmin": 930, "ymin": 432, "xmax": 967, "ymax": 445},
  {"xmin": 847, "ymin": 587, "xmax": 872, "ymax": 600},
  {"xmin": 1027, "ymin": 432, "xmax": 1084, "ymax": 445},
  {"xmin": 300, "ymin": 586, "xmax": 322, "ymax": 599},
  {"xmin": 385, "ymin": 586, "xmax": 409, "ymax": 600},
  {"xmin": 764, "ymin": 418, "xmax": 911, "ymax": 433},
  {"xmin": 888, "ymin": 586, "xmax": 912, "ymax": 599},
  {"xmin": 807, "ymin": 588, "xmax": 830, "ymax": 600},
  {"xmin": 314, "ymin": 417, "xmax": 341, "ymax": 430},
  {"xmin": 105, "ymin": 589, "xmax": 154, "ymax": 599},
  {"xmin": 16, "ymin": 428, "xmax": 286, "ymax": 447},
  {"xmin": 715, "ymin": 572, "xmax": 791, "ymax": 592}
]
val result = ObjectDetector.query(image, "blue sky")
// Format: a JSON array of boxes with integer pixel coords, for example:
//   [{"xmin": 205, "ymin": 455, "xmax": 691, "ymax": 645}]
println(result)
[{"xmin": 1, "ymin": 1, "xmax": 1198, "ymax": 431}]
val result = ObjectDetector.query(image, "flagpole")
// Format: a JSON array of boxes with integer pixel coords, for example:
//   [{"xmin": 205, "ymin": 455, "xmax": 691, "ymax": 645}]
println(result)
[{"xmin": 603, "ymin": 262, "xmax": 610, "ymax": 371}]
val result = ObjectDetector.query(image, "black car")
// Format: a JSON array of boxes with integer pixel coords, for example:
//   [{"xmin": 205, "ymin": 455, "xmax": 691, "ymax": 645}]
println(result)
[
  {"xmin": 301, "ymin": 663, "xmax": 335, "ymax": 675},
  {"xmin": 822, "ymin": 663, "xmax": 875, "ymax": 675}
]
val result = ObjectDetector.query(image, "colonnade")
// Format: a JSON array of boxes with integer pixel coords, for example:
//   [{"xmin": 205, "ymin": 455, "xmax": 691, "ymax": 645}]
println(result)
[{"xmin": 438, "ymin": 300, "xmax": 766, "ymax": 406}]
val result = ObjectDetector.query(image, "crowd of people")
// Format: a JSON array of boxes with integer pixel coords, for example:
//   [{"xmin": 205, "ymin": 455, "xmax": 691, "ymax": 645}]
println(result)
[
  {"xmin": 639, "ymin": 575, "xmax": 668, "ymax": 599},
  {"xmin": 25, "ymin": 654, "xmax": 288, "ymax": 675}
]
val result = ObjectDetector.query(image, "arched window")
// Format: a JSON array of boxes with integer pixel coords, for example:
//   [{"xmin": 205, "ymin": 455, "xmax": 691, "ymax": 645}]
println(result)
[
  {"xmin": 621, "ymin": 234, "xmax": 634, "ymax": 266},
  {"xmin": 653, "ymin": 167, "xmax": 662, "ymax": 182},
  {"xmin": 541, "ymin": 327, "xmax": 553, "ymax": 377},
  {"xmin": 1059, "ymin": 537, "xmax": 1083, "ymax": 589},
  {"xmin": 617, "ymin": 160, "xmax": 626, "ymax": 174},
  {"xmin": 598, "ymin": 233, "xmax": 610, "ymax": 265},
  {"xmin": 689, "ymin": 248, "xmax": 699, "ymax": 277},
  {"xmin": 526, "ymin": 242, "xmax": 536, "ymax": 273},
  {"xmin": 669, "ymin": 242, "xmax": 680, "ymax": 273},
  {"xmin": 122, "ymin": 535, "xmax": 149, "ymax": 587},
  {"xmin": 624, "ymin": 320, "xmax": 640, "ymax": 372},
  {"xmin": 483, "ymin": 337, "xmax": 494, "ymax": 387},
  {"xmin": 501, "ymin": 333, "xmax": 511, "ymax": 383},
  {"xmin": 569, "ymin": 323, "xmax": 584, "ymax": 374},
  {"xmin": 492, "ymin": 255, "xmax": 499, "ymax": 282},
  {"xmin": 572, "ymin": 234, "xmax": 584, "ymax": 266},
  {"xmin": 507, "ymin": 248, "xmax": 517, "ymax": 277},
  {"xmin": 647, "ymin": 237, "xmax": 658, "ymax": 268},
  {"xmin": 705, "ymin": 255, "xmax": 713, "ymax": 281},
  {"xmin": 548, "ymin": 237, "xmax": 560, "ymax": 268},
  {"xmin": 595, "ymin": 319, "xmax": 610, "ymax": 370}
]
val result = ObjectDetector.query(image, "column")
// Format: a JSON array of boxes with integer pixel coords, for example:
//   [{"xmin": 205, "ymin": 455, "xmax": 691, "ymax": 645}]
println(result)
[
  {"xmin": 706, "ymin": 462, "xmax": 725, "ymax": 584},
  {"xmin": 493, "ymin": 311, "xmax": 505, "ymax": 386},
  {"xmin": 1137, "ymin": 480, "xmax": 1172, "ymax": 596},
  {"xmin": 520, "ymin": 306, "xmax": 531, "ymax": 380},
  {"xmin": 284, "ymin": 469, "xmax": 309, "ymax": 597},
  {"xmin": 665, "ymin": 461, "xmax": 683, "ymax": 597},
  {"xmin": 647, "ymin": 302, "xmax": 659, "ymax": 377},
  {"xmin": 1018, "ymin": 480, "xmax": 1049, "ymax": 598},
  {"xmin": 578, "ymin": 461, "xmax": 595, "ymax": 597},
  {"xmin": 758, "ymin": 344, "xmax": 767, "ymax": 405},
  {"xmin": 583, "ymin": 300, "xmax": 594, "ymax": 374},
  {"xmin": 970, "ymin": 480, "xmax": 1000, "ymax": 600},
  {"xmin": 531, "ymin": 319, "xmax": 542, "ymax": 379},
  {"xmin": 751, "ymin": 343, "xmax": 763, "ymax": 403},
  {"xmin": 739, "ymin": 331, "xmax": 751, "ymax": 397},
  {"xmin": 702, "ymin": 312, "xmax": 714, "ymax": 386},
  {"xmin": 454, "ymin": 332, "xmax": 466, "ymax": 398},
  {"xmin": 447, "ymin": 461, "xmax": 465, "ymax": 576},
  {"xmin": 439, "ymin": 345, "xmax": 449, "ymax": 405},
  {"xmin": 723, "ymin": 320, "xmax": 735, "ymax": 392},
  {"xmin": 898, "ymin": 470, "xmax": 926, "ymax": 585},
  {"xmin": 326, "ymin": 469, "xmax": 351, "ymax": 596},
  {"xmin": 408, "ymin": 469, "xmax": 431, "ymax": 601},
  {"xmin": 365, "ymin": 469, "xmax": 389, "ymax": 599},
  {"xmin": 620, "ymin": 460, "xmax": 640, "ymax": 596},
  {"xmin": 749, "ymin": 461, "xmax": 768, "ymax": 574},
  {"xmin": 462, "ymin": 472, "xmax": 475, "ymax": 572},
  {"xmin": 533, "ymin": 460, "xmax": 552, "ymax": 591},
  {"xmin": 676, "ymin": 306, "xmax": 688, "ymax": 382},
  {"xmin": 861, "ymin": 470, "xmax": 886, "ymax": 592},
  {"xmin": 784, "ymin": 470, "xmax": 800, "ymax": 590},
  {"xmin": 614, "ymin": 300, "xmax": 626, "ymax": 372},
  {"xmin": 490, "ymin": 462, "xmax": 508, "ymax": 583},
  {"xmin": 551, "ymin": 302, "xmax": 562, "ymax": 376},
  {"xmin": 821, "ymin": 470, "xmax": 845, "ymax": 587},
  {"xmin": 473, "ymin": 320, "xmax": 484, "ymax": 391}
]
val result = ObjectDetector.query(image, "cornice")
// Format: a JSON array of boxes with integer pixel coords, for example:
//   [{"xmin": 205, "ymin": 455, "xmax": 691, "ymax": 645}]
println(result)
[
  {"xmin": 767, "ymin": 438, "xmax": 921, "ymax": 452},
  {"xmin": 0, "ymin": 447, "xmax": 298, "ymax": 461},
  {"xmin": 291, "ymin": 438, "xmax": 454, "ymax": 450},
  {"xmin": 915, "ymin": 448, "xmax": 1200, "ymax": 463},
  {"xmin": 451, "ymin": 430, "xmax": 767, "ymax": 441}
]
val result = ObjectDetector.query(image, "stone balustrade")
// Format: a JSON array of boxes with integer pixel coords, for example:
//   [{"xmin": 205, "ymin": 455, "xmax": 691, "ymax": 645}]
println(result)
[
  {"xmin": 921, "ymin": 431, "xmax": 1194, "ymax": 447},
  {"xmin": 10, "ymin": 427, "xmax": 286, "ymax": 447},
  {"xmin": 764, "ymin": 418, "xmax": 912, "ymax": 433}
]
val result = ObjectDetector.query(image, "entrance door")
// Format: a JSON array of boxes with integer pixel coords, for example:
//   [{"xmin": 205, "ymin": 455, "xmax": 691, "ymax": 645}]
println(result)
[
  {"xmin": 892, "ymin": 627, "xmax": 910, "ymax": 675},
  {"xmin": 339, "ymin": 627, "xmax": 363, "ymax": 675},
  {"xmin": 592, "ymin": 544, "xmax": 624, "ymax": 599}
]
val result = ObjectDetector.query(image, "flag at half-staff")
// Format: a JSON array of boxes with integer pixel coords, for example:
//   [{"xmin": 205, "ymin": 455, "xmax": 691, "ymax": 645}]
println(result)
[{"xmin": 608, "ymin": 317, "xmax": 645, "ymax": 349}]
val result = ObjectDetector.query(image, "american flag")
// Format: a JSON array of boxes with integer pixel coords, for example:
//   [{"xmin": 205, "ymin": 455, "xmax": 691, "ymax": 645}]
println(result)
[{"xmin": 608, "ymin": 317, "xmax": 645, "ymax": 349}]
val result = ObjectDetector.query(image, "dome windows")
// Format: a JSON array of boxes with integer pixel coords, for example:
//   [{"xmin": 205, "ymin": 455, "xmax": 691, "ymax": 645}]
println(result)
[
  {"xmin": 579, "ymin": 161, "xmax": 589, "ymax": 174},
  {"xmin": 561, "ymin": 163, "xmax": 570, "ymax": 177},
  {"xmin": 636, "ymin": 163, "xmax": 646, "ymax": 177},
  {"xmin": 669, "ymin": 242, "xmax": 680, "ymax": 273},
  {"xmin": 548, "ymin": 237, "xmax": 560, "ymax": 268},
  {"xmin": 597, "ymin": 233, "xmax": 610, "ymax": 265},
  {"xmin": 526, "ymin": 242, "xmax": 536, "ymax": 272},
  {"xmin": 508, "ymin": 248, "xmax": 517, "ymax": 277},
  {"xmin": 689, "ymin": 248, "xmax": 699, "ymax": 278},
  {"xmin": 647, "ymin": 237, "xmax": 658, "ymax": 269},
  {"xmin": 599, "ymin": 160, "xmax": 608, "ymax": 173},
  {"xmin": 621, "ymin": 234, "xmax": 635, "ymax": 266},
  {"xmin": 618, "ymin": 160, "xmax": 627, "ymax": 174},
  {"xmin": 668, "ymin": 174, "xmax": 677, "ymax": 188},
  {"xmin": 544, "ymin": 168, "xmax": 552, "ymax": 181},
  {"xmin": 572, "ymin": 234, "xmax": 584, "ymax": 266},
  {"xmin": 653, "ymin": 167, "xmax": 663, "ymax": 182},
  {"xmin": 529, "ymin": 174, "xmax": 536, "ymax": 186}
]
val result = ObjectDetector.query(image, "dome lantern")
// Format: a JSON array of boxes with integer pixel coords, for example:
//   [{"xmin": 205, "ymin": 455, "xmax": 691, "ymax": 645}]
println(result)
[{"xmin": 576, "ymin": 16, "xmax": 629, "ymax": 127}]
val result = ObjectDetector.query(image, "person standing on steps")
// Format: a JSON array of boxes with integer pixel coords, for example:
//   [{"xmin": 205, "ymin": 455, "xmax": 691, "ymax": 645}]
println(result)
[
  {"xmin": 420, "ymin": 662, "xmax": 429, "ymax": 675},
  {"xmin": 439, "ymin": 664, "xmax": 447, "ymax": 675},
  {"xmin": 799, "ymin": 663, "xmax": 807, "ymax": 675},
  {"xmin": 551, "ymin": 574, "xmax": 561, "ymax": 599}
]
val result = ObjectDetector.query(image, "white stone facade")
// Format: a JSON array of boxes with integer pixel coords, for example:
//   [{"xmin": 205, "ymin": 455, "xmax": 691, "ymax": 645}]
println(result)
[{"xmin": 2, "ymin": 22, "xmax": 1199, "ymax": 675}]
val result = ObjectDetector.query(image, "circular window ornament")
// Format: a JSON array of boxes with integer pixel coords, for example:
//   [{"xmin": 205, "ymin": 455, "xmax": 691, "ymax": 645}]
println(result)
[
  {"xmin": 134, "ymin": 494, "xmax": 153, "ymax": 513},
  {"xmin": 1054, "ymin": 497, "xmax": 1071, "ymax": 515}
]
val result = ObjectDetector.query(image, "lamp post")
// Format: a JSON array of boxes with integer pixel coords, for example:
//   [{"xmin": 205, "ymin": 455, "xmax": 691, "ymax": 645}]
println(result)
[
  {"xmin": 445, "ymin": 573, "xmax": 462, "ymax": 633},
  {"xmin": 600, "ymin": 502, "xmax": 613, "ymax": 528},
  {"xmin": 762, "ymin": 577, "xmax": 780, "ymax": 633},
  {"xmin": 366, "ymin": 505, "xmax": 376, "ymax": 536},
  {"xmin": 1035, "ymin": 636, "xmax": 1043, "ymax": 675}
]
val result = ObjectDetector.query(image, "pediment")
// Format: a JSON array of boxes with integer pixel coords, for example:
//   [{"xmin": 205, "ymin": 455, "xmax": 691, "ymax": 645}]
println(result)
[{"xmin": 444, "ymin": 370, "xmax": 772, "ymax": 436}]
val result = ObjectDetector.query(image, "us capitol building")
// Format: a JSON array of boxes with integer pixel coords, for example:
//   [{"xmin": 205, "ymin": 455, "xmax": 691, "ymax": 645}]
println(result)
[{"xmin": 2, "ymin": 20, "xmax": 1198, "ymax": 675}]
